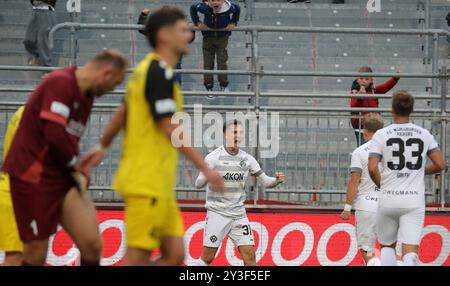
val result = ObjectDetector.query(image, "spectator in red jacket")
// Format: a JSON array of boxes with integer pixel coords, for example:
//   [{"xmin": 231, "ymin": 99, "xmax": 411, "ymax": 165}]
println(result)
[{"xmin": 350, "ymin": 66, "xmax": 400, "ymax": 146}]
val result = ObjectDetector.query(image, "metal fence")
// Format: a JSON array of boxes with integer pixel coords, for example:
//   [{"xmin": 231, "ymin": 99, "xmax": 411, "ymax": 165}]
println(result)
[{"xmin": 0, "ymin": 24, "xmax": 449, "ymax": 211}]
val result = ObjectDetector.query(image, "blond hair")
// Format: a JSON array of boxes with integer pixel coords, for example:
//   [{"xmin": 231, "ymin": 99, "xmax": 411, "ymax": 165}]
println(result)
[{"xmin": 363, "ymin": 113, "xmax": 384, "ymax": 133}]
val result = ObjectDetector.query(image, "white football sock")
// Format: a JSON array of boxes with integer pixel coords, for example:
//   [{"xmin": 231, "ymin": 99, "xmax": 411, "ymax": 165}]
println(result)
[
  {"xmin": 366, "ymin": 257, "xmax": 381, "ymax": 266},
  {"xmin": 402, "ymin": 252, "xmax": 419, "ymax": 266},
  {"xmin": 380, "ymin": 247, "xmax": 397, "ymax": 266},
  {"xmin": 192, "ymin": 258, "xmax": 209, "ymax": 266},
  {"xmin": 396, "ymin": 260, "xmax": 404, "ymax": 266}
]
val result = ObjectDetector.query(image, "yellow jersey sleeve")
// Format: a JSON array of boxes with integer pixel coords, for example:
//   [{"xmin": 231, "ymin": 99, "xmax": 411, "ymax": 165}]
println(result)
[
  {"xmin": 144, "ymin": 59, "xmax": 177, "ymax": 121},
  {"xmin": 2, "ymin": 106, "xmax": 25, "ymax": 160}
]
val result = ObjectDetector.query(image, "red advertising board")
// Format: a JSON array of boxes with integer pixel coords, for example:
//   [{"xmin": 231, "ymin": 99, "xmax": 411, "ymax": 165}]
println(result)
[{"xmin": 18, "ymin": 211, "xmax": 450, "ymax": 266}]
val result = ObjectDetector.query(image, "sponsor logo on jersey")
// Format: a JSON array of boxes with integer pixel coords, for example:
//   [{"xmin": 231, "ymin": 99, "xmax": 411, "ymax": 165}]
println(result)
[
  {"xmin": 382, "ymin": 190, "xmax": 419, "ymax": 196},
  {"xmin": 223, "ymin": 172, "xmax": 244, "ymax": 181},
  {"xmin": 50, "ymin": 101, "xmax": 70, "ymax": 118},
  {"xmin": 364, "ymin": 195, "xmax": 378, "ymax": 202},
  {"xmin": 397, "ymin": 172, "xmax": 411, "ymax": 178}
]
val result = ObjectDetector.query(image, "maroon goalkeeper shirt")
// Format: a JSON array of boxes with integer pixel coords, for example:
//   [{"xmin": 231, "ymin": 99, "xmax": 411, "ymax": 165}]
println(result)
[{"xmin": 2, "ymin": 66, "xmax": 93, "ymax": 187}]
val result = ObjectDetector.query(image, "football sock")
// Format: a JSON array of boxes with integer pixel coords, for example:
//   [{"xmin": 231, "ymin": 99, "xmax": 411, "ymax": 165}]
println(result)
[
  {"xmin": 193, "ymin": 259, "xmax": 209, "ymax": 266},
  {"xmin": 380, "ymin": 247, "xmax": 397, "ymax": 266},
  {"xmin": 366, "ymin": 257, "xmax": 381, "ymax": 266},
  {"xmin": 402, "ymin": 252, "xmax": 419, "ymax": 266}
]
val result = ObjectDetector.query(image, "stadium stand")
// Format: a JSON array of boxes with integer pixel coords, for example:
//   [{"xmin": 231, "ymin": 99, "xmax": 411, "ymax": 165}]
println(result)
[{"xmin": 0, "ymin": 0, "xmax": 449, "ymax": 208}]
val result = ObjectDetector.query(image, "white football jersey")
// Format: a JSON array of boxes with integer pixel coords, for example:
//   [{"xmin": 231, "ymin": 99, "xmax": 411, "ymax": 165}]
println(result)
[
  {"xmin": 369, "ymin": 122, "xmax": 439, "ymax": 208},
  {"xmin": 203, "ymin": 146, "xmax": 262, "ymax": 219},
  {"xmin": 350, "ymin": 141, "xmax": 380, "ymax": 212}
]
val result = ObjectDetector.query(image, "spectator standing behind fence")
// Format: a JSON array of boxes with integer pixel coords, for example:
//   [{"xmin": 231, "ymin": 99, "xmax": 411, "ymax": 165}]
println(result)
[
  {"xmin": 137, "ymin": 8, "xmax": 196, "ymax": 85},
  {"xmin": 190, "ymin": 0, "xmax": 240, "ymax": 93},
  {"xmin": 350, "ymin": 66, "xmax": 400, "ymax": 146},
  {"xmin": 24, "ymin": 0, "xmax": 57, "ymax": 66}
]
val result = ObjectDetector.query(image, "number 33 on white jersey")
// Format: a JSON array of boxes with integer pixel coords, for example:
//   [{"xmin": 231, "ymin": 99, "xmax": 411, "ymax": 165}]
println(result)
[{"xmin": 369, "ymin": 122, "xmax": 440, "ymax": 208}]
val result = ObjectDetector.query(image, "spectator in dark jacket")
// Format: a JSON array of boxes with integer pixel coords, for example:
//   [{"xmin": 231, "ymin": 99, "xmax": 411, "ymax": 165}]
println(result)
[
  {"xmin": 24, "ymin": 0, "xmax": 57, "ymax": 66},
  {"xmin": 350, "ymin": 66, "xmax": 400, "ymax": 146},
  {"xmin": 191, "ymin": 0, "xmax": 240, "ymax": 92},
  {"xmin": 137, "ymin": 8, "xmax": 195, "ymax": 85}
]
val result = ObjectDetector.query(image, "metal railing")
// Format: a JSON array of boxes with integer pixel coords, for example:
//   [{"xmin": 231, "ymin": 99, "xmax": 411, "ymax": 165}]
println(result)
[{"xmin": 1, "ymin": 23, "xmax": 449, "ymax": 211}]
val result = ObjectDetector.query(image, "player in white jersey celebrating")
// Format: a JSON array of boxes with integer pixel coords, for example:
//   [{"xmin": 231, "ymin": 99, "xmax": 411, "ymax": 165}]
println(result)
[
  {"xmin": 194, "ymin": 119, "xmax": 285, "ymax": 266},
  {"xmin": 368, "ymin": 90, "xmax": 445, "ymax": 266},
  {"xmin": 340, "ymin": 113, "xmax": 384, "ymax": 266}
]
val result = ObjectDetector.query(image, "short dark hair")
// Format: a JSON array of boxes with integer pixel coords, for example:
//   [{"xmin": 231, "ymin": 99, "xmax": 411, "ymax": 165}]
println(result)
[
  {"xmin": 223, "ymin": 119, "xmax": 242, "ymax": 133},
  {"xmin": 392, "ymin": 90, "xmax": 414, "ymax": 116},
  {"xmin": 144, "ymin": 6, "xmax": 186, "ymax": 48}
]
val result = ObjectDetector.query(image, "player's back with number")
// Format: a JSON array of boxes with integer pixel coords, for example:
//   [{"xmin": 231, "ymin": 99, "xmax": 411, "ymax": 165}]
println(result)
[
  {"xmin": 370, "ymin": 122, "xmax": 439, "ymax": 208},
  {"xmin": 368, "ymin": 90, "xmax": 445, "ymax": 266}
]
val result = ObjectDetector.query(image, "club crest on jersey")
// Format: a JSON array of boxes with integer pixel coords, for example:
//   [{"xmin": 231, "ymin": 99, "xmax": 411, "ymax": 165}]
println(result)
[{"xmin": 239, "ymin": 160, "xmax": 246, "ymax": 168}]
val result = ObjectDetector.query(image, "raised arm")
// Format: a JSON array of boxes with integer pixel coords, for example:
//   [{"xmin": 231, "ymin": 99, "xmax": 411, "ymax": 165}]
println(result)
[
  {"xmin": 255, "ymin": 172, "xmax": 284, "ymax": 188},
  {"xmin": 195, "ymin": 172, "xmax": 207, "ymax": 189},
  {"xmin": 137, "ymin": 9, "xmax": 150, "ymax": 35},
  {"xmin": 374, "ymin": 77, "xmax": 399, "ymax": 94},
  {"xmin": 248, "ymin": 156, "xmax": 284, "ymax": 188},
  {"xmin": 194, "ymin": 154, "xmax": 214, "ymax": 189}
]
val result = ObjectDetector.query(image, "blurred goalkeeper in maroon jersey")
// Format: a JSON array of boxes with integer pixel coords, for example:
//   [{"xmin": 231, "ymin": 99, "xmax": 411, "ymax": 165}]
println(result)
[{"xmin": 1, "ymin": 49, "xmax": 127, "ymax": 266}]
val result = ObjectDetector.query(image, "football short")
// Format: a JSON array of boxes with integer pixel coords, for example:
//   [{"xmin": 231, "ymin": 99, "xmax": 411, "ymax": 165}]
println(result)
[
  {"xmin": 376, "ymin": 206, "xmax": 425, "ymax": 246},
  {"xmin": 0, "ymin": 177, "xmax": 23, "ymax": 252},
  {"xmin": 123, "ymin": 196, "xmax": 184, "ymax": 251},
  {"xmin": 9, "ymin": 176, "xmax": 72, "ymax": 242},
  {"xmin": 203, "ymin": 210, "xmax": 254, "ymax": 248},
  {"xmin": 355, "ymin": 209, "xmax": 377, "ymax": 252}
]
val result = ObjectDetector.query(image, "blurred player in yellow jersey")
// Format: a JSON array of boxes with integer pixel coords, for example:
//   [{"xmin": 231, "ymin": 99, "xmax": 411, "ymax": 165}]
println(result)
[
  {"xmin": 79, "ymin": 6, "xmax": 224, "ymax": 266},
  {"xmin": 0, "ymin": 106, "xmax": 25, "ymax": 266}
]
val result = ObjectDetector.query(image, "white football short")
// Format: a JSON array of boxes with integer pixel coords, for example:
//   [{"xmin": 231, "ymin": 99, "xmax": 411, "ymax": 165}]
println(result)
[
  {"xmin": 355, "ymin": 209, "xmax": 377, "ymax": 252},
  {"xmin": 203, "ymin": 210, "xmax": 254, "ymax": 248},
  {"xmin": 376, "ymin": 206, "xmax": 425, "ymax": 246}
]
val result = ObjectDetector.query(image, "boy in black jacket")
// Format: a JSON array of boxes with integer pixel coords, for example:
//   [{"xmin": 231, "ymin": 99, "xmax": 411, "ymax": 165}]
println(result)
[{"xmin": 191, "ymin": 0, "xmax": 240, "ymax": 92}]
